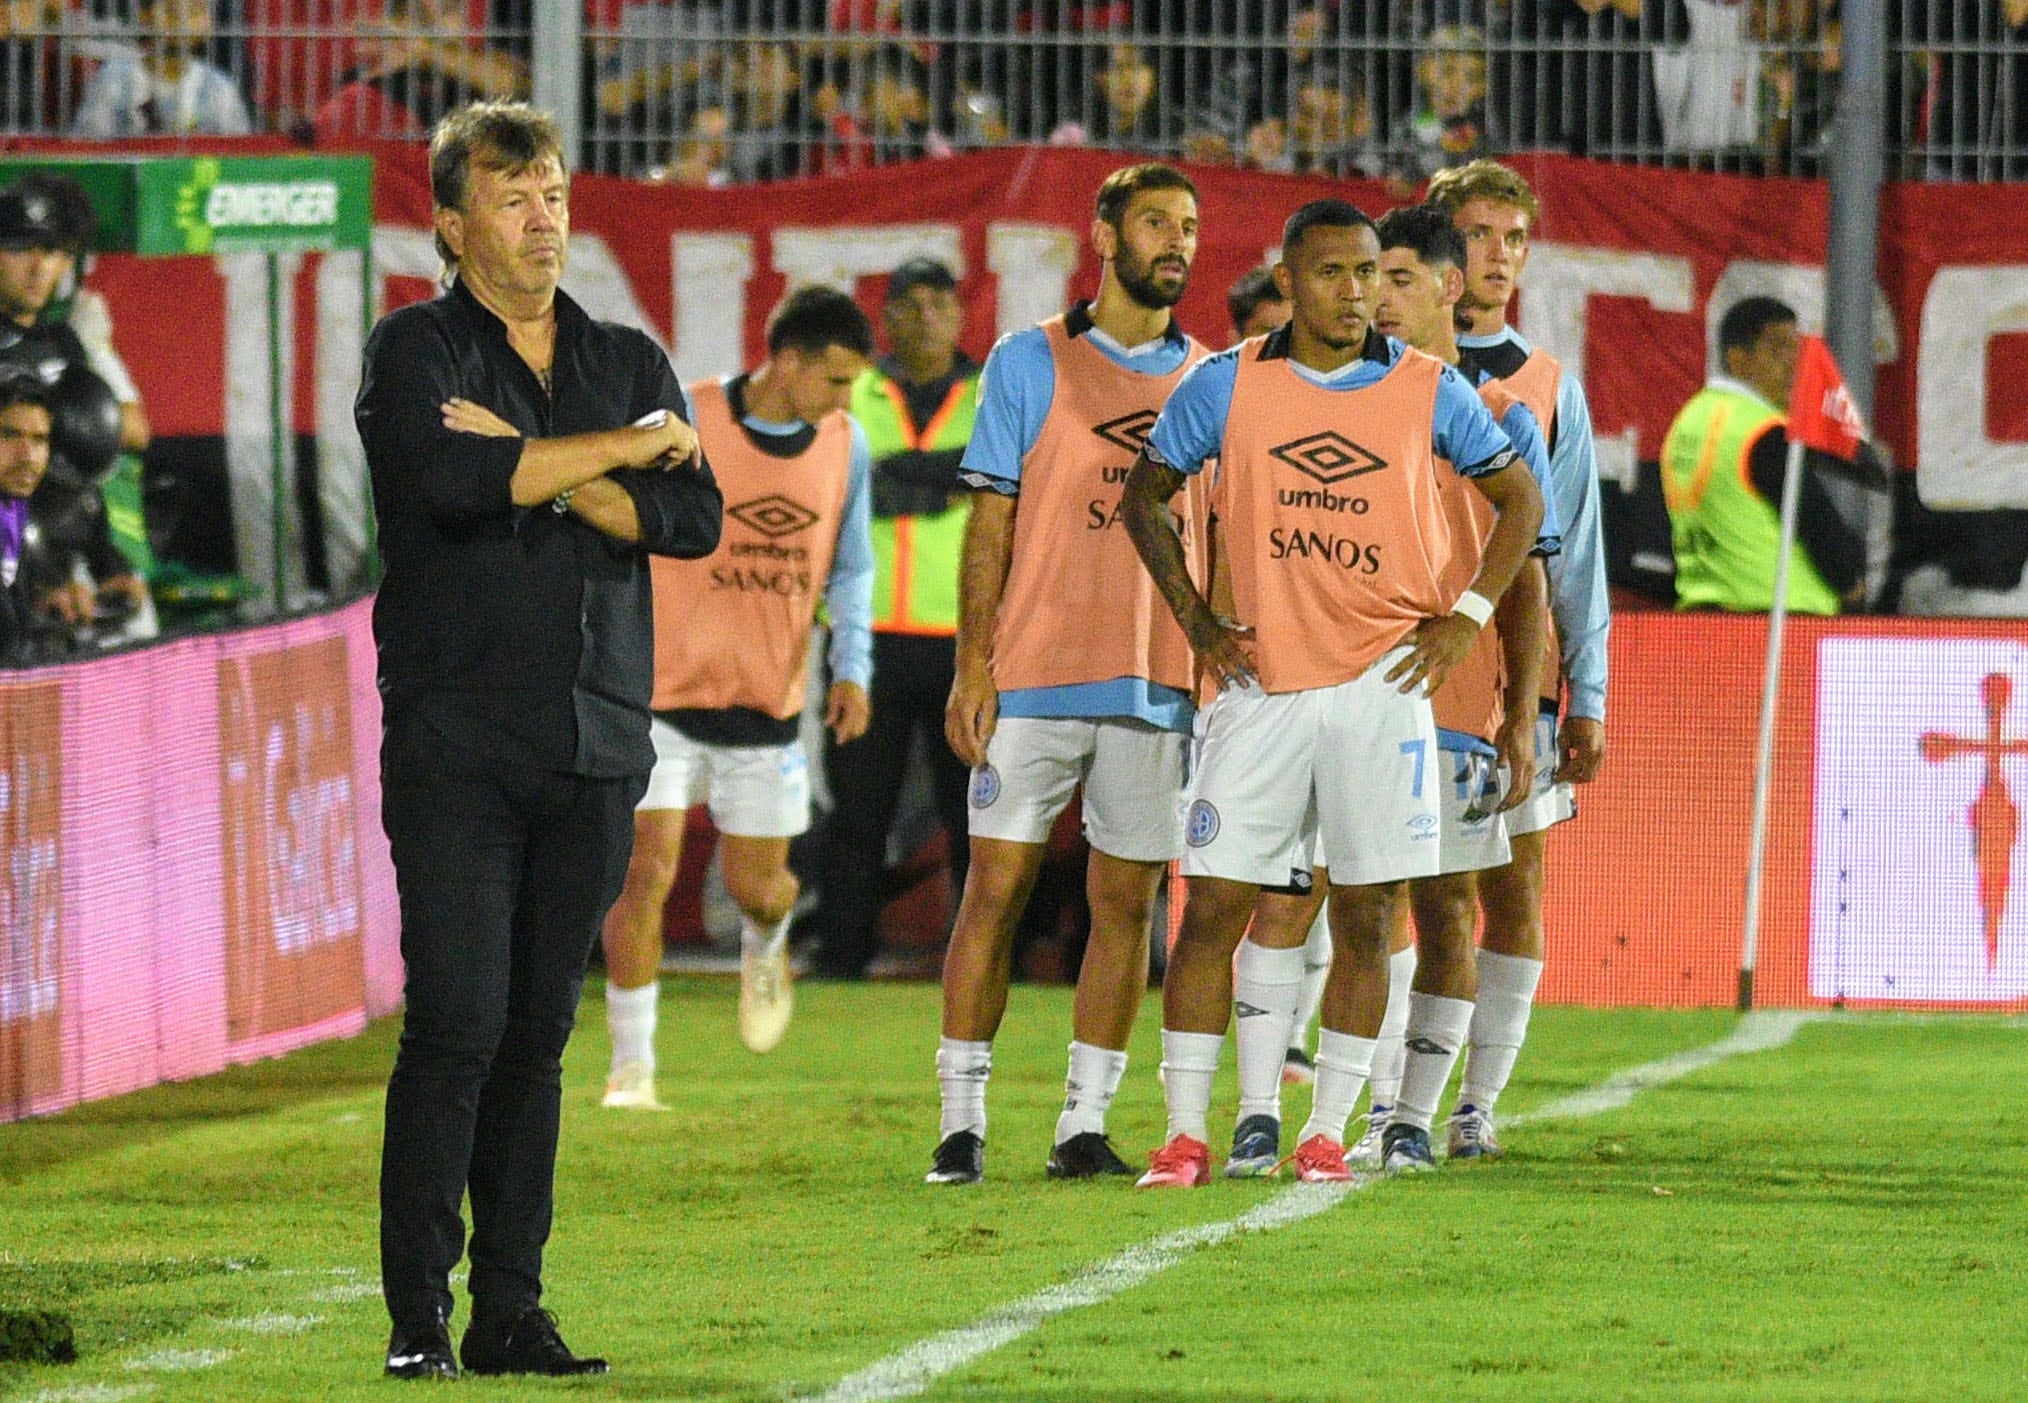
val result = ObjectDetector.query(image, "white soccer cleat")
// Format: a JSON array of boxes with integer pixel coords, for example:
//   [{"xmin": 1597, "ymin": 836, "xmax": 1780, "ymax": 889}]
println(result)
[
  {"xmin": 738, "ymin": 940, "xmax": 794, "ymax": 1053},
  {"xmin": 601, "ymin": 1059, "xmax": 666, "ymax": 1111},
  {"xmin": 1348, "ymin": 1106, "xmax": 1390, "ymax": 1169},
  {"xmin": 1447, "ymin": 1103, "xmax": 1503, "ymax": 1160}
]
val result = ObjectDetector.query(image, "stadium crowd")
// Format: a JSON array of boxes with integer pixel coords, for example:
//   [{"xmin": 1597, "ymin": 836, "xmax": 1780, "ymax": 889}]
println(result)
[{"xmin": 1, "ymin": 0, "xmax": 2026, "ymax": 181}]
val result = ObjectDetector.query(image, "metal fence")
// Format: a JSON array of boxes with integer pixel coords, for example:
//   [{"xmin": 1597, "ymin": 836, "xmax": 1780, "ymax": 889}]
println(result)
[{"xmin": 1, "ymin": 2, "xmax": 2022, "ymax": 183}]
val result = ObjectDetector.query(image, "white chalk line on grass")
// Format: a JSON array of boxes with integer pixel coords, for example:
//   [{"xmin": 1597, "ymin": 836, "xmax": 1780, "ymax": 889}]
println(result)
[{"xmin": 811, "ymin": 1009, "xmax": 1816, "ymax": 1403}]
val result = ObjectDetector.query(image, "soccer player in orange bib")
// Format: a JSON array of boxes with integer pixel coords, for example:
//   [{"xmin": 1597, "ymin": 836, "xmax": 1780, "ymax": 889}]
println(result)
[
  {"xmin": 599, "ymin": 287, "xmax": 876, "ymax": 1103},
  {"xmin": 1120, "ymin": 199, "xmax": 1544, "ymax": 1188},
  {"xmin": 1427, "ymin": 159, "xmax": 1610, "ymax": 1160},
  {"xmin": 928, "ymin": 164, "xmax": 1211, "ymax": 1185},
  {"xmin": 1218, "ymin": 202, "xmax": 1561, "ymax": 1178}
]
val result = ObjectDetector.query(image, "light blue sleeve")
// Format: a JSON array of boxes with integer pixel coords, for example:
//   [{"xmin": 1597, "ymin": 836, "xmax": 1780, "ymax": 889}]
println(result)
[
  {"xmin": 824, "ymin": 419, "xmax": 876, "ymax": 689},
  {"xmin": 958, "ymin": 328, "xmax": 1054, "ymax": 494},
  {"xmin": 1547, "ymin": 371, "xmax": 1610, "ymax": 722},
  {"xmin": 1147, "ymin": 349, "xmax": 1241, "ymax": 476},
  {"xmin": 1431, "ymin": 366, "xmax": 1515, "ymax": 475},
  {"xmin": 1497, "ymin": 401, "xmax": 1562, "ymax": 557}
]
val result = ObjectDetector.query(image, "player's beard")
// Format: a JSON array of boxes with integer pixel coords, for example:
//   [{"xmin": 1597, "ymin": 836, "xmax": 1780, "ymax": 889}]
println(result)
[{"xmin": 1116, "ymin": 246, "xmax": 1190, "ymax": 310}]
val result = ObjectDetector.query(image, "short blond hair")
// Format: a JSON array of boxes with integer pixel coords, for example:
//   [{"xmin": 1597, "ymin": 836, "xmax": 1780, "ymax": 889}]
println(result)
[
  {"xmin": 1425, "ymin": 159, "xmax": 1541, "ymax": 229},
  {"xmin": 430, "ymin": 100, "xmax": 566, "ymax": 269}
]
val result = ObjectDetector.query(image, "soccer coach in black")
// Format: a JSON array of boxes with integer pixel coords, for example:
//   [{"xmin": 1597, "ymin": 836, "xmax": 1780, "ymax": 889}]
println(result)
[{"xmin": 356, "ymin": 100, "xmax": 721, "ymax": 1381}]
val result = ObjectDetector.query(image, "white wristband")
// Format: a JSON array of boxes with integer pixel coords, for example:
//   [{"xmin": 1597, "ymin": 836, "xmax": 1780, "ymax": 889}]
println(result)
[{"xmin": 1452, "ymin": 589, "xmax": 1495, "ymax": 629}]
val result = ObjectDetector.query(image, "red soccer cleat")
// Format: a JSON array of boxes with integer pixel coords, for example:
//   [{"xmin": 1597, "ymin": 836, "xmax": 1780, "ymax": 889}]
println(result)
[
  {"xmin": 1287, "ymin": 1134, "xmax": 1353, "ymax": 1183},
  {"xmin": 1135, "ymin": 1134, "xmax": 1211, "ymax": 1188}
]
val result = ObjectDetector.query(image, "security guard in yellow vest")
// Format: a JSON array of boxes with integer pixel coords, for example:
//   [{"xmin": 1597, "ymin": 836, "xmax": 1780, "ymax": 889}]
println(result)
[
  {"xmin": 1661, "ymin": 296, "xmax": 1866, "ymax": 614},
  {"xmin": 803, "ymin": 258, "xmax": 982, "ymax": 978}
]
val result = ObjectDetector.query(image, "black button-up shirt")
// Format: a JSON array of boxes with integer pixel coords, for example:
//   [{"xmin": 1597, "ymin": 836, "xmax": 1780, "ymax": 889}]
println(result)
[{"xmin": 356, "ymin": 277, "xmax": 722, "ymax": 778}]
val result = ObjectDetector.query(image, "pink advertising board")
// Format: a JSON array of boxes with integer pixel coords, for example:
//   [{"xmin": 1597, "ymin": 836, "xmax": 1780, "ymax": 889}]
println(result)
[{"xmin": 0, "ymin": 599, "xmax": 400, "ymax": 1121}]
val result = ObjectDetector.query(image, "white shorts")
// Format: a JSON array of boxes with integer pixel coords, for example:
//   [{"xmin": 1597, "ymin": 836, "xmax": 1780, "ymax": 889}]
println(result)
[
  {"xmin": 1433, "ymin": 747, "xmax": 1512, "ymax": 876},
  {"xmin": 1181, "ymin": 649, "xmax": 1442, "ymax": 888},
  {"xmin": 638, "ymin": 717, "xmax": 811, "ymax": 838},
  {"xmin": 967, "ymin": 716, "xmax": 1187, "ymax": 862},
  {"xmin": 1503, "ymin": 704, "xmax": 1577, "ymax": 838}
]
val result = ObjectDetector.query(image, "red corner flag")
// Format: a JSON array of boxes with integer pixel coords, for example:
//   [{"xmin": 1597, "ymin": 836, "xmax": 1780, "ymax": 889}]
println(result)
[{"xmin": 1786, "ymin": 335, "xmax": 1869, "ymax": 461}]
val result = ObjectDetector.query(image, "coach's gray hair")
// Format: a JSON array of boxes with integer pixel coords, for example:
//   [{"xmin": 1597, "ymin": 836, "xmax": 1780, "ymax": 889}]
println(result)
[{"xmin": 429, "ymin": 100, "xmax": 566, "ymax": 273}]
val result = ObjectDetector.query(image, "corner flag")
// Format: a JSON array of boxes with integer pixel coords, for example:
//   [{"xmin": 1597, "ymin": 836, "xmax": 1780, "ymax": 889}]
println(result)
[{"xmin": 1785, "ymin": 335, "xmax": 1868, "ymax": 461}]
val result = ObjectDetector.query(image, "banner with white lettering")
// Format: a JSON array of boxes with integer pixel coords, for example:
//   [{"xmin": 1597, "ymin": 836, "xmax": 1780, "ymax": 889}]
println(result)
[{"xmin": 55, "ymin": 144, "xmax": 2028, "ymax": 529}]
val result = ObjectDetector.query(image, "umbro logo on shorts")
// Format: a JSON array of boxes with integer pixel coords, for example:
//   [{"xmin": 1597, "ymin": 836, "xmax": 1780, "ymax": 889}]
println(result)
[
  {"xmin": 969, "ymin": 764, "xmax": 1001, "ymax": 809},
  {"xmin": 727, "ymin": 494, "xmax": 820, "ymax": 539},
  {"xmin": 1185, "ymin": 799, "xmax": 1220, "ymax": 847},
  {"xmin": 1092, "ymin": 410, "xmax": 1159, "ymax": 455},
  {"xmin": 1409, "ymin": 811, "xmax": 1440, "ymax": 838},
  {"xmin": 1269, "ymin": 431, "xmax": 1387, "ymax": 486}
]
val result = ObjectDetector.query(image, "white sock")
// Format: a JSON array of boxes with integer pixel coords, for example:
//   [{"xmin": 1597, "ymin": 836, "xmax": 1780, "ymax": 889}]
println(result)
[
  {"xmin": 1159, "ymin": 1029, "xmax": 1224, "ymax": 1144},
  {"xmin": 1298, "ymin": 1029, "xmax": 1376, "ymax": 1145},
  {"xmin": 1460, "ymin": 951, "xmax": 1545, "ymax": 1113},
  {"xmin": 741, "ymin": 910, "xmax": 792, "ymax": 959},
  {"xmin": 1366, "ymin": 945, "xmax": 1417, "ymax": 1116},
  {"xmin": 605, "ymin": 979, "xmax": 660, "ymax": 1075},
  {"xmin": 937, "ymin": 1037, "xmax": 992, "ymax": 1140},
  {"xmin": 1394, "ymin": 992, "xmax": 1475, "ymax": 1132},
  {"xmin": 1289, "ymin": 909, "xmax": 1332, "ymax": 1056},
  {"xmin": 1233, "ymin": 939, "xmax": 1306, "ymax": 1122},
  {"xmin": 1055, "ymin": 1041, "xmax": 1129, "ymax": 1142}
]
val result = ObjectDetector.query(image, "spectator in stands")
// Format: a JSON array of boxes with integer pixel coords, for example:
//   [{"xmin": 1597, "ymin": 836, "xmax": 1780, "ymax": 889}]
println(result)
[
  {"xmin": 1389, "ymin": 23, "xmax": 1501, "ymax": 183},
  {"xmin": 801, "ymin": 256, "xmax": 979, "ymax": 981},
  {"xmin": 1908, "ymin": 0, "xmax": 2028, "ymax": 180},
  {"xmin": 1489, "ymin": 0, "xmax": 1683, "ymax": 158},
  {"xmin": 1754, "ymin": 0, "xmax": 1840, "ymax": 172},
  {"xmin": 2, "ymin": 0, "xmax": 72, "ymax": 134},
  {"xmin": 70, "ymin": 0, "xmax": 253, "ymax": 138},
  {"xmin": 315, "ymin": 0, "xmax": 528, "ymax": 143},
  {"xmin": 1660, "ymin": 296, "xmax": 1883, "ymax": 613},
  {"xmin": 1072, "ymin": 41, "xmax": 1172, "ymax": 149},
  {"xmin": 1226, "ymin": 265, "xmax": 1289, "ymax": 340}
]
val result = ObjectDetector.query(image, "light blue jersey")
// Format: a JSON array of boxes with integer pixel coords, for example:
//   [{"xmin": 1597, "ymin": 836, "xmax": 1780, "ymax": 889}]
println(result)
[
  {"xmin": 957, "ymin": 307, "xmax": 1198, "ymax": 732},
  {"xmin": 1459, "ymin": 326, "xmax": 1610, "ymax": 723}
]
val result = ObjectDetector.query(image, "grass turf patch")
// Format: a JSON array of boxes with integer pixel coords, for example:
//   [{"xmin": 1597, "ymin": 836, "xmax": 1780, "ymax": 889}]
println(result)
[{"xmin": 0, "ymin": 984, "xmax": 2022, "ymax": 1402}]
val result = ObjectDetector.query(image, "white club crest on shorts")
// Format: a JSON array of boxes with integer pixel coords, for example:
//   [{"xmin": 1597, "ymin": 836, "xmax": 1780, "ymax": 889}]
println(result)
[
  {"xmin": 969, "ymin": 764, "xmax": 1001, "ymax": 809},
  {"xmin": 1185, "ymin": 799, "xmax": 1220, "ymax": 847}
]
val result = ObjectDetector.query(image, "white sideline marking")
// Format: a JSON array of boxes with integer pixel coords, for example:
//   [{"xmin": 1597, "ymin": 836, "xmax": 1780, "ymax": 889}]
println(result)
[
  {"xmin": 813, "ymin": 1010, "xmax": 1816, "ymax": 1403},
  {"xmin": 123, "ymin": 1349, "xmax": 236, "ymax": 1372},
  {"xmin": 219, "ymin": 1312, "xmax": 325, "ymax": 1336},
  {"xmin": 22, "ymin": 1387, "xmax": 154, "ymax": 1403},
  {"xmin": 304, "ymin": 1282, "xmax": 378, "ymax": 1303}
]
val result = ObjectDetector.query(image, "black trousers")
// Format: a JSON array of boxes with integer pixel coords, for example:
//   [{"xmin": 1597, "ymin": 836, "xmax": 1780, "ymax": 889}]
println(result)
[
  {"xmin": 377, "ymin": 717, "xmax": 644, "ymax": 1332},
  {"xmin": 806, "ymin": 631, "xmax": 971, "ymax": 976}
]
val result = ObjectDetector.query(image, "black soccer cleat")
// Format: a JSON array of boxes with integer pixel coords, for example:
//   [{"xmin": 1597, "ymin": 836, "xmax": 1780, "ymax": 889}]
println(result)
[
  {"xmin": 926, "ymin": 1129, "xmax": 985, "ymax": 1184},
  {"xmin": 384, "ymin": 1309, "xmax": 458, "ymax": 1380},
  {"xmin": 1045, "ymin": 1130, "xmax": 1134, "ymax": 1179},
  {"xmin": 459, "ymin": 1306, "xmax": 608, "ymax": 1377}
]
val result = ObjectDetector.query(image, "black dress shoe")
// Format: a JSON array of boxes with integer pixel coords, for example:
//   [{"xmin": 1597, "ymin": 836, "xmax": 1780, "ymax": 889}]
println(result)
[
  {"xmin": 460, "ymin": 1306, "xmax": 609, "ymax": 1377},
  {"xmin": 385, "ymin": 1311, "xmax": 458, "ymax": 1380}
]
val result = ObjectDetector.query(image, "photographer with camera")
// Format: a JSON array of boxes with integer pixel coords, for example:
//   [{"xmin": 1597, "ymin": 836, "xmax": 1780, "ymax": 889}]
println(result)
[{"xmin": 0, "ymin": 172, "xmax": 150, "ymax": 655}]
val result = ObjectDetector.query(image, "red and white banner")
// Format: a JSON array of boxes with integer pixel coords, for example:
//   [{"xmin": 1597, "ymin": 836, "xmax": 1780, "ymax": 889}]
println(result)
[{"xmin": 17, "ymin": 142, "xmax": 2021, "ymax": 517}]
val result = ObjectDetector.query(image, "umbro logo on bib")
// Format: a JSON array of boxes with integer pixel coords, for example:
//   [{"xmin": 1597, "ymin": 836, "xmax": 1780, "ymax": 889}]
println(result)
[
  {"xmin": 1270, "ymin": 431, "xmax": 1387, "ymax": 485},
  {"xmin": 728, "ymin": 494, "xmax": 820, "ymax": 539},
  {"xmin": 1092, "ymin": 410, "xmax": 1159, "ymax": 454}
]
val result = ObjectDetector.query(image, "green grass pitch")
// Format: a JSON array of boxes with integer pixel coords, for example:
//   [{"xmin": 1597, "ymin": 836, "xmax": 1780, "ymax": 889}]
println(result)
[{"xmin": 2, "ymin": 980, "xmax": 2024, "ymax": 1401}]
